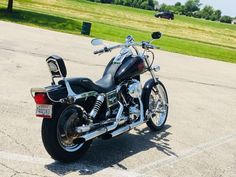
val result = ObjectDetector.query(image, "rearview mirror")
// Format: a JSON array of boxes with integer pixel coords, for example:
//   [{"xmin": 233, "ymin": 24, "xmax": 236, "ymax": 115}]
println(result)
[
  {"xmin": 91, "ymin": 39, "xmax": 103, "ymax": 46},
  {"xmin": 151, "ymin": 32, "xmax": 162, "ymax": 39}
]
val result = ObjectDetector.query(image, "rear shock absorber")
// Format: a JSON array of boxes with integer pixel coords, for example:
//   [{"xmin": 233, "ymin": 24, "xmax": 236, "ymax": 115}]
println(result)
[{"xmin": 89, "ymin": 93, "xmax": 106, "ymax": 119}]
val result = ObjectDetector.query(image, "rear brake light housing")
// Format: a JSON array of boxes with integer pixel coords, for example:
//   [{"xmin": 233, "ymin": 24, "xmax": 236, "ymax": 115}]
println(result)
[{"xmin": 34, "ymin": 93, "xmax": 51, "ymax": 104}]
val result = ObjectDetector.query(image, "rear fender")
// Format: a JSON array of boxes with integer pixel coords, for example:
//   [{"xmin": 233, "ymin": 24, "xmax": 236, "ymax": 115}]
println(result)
[
  {"xmin": 31, "ymin": 84, "xmax": 96, "ymax": 104},
  {"xmin": 31, "ymin": 85, "xmax": 67, "ymax": 103}
]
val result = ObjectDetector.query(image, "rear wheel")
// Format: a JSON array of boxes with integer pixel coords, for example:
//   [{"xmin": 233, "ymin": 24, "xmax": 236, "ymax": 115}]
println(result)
[
  {"xmin": 145, "ymin": 81, "xmax": 169, "ymax": 131},
  {"xmin": 41, "ymin": 105, "xmax": 92, "ymax": 163}
]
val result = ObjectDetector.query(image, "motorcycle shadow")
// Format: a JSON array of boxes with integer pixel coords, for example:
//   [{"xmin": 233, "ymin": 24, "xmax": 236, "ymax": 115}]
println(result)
[{"xmin": 45, "ymin": 124, "xmax": 175, "ymax": 175}]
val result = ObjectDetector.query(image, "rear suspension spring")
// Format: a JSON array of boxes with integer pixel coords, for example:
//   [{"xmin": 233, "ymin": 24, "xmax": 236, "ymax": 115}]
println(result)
[{"xmin": 89, "ymin": 94, "xmax": 105, "ymax": 119}]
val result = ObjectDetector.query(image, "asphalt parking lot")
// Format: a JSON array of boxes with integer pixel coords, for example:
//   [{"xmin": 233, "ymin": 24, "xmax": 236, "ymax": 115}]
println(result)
[{"xmin": 0, "ymin": 21, "xmax": 236, "ymax": 177}]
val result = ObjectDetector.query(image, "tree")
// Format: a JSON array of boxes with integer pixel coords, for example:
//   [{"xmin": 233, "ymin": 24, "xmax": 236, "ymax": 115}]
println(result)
[
  {"xmin": 174, "ymin": 2, "xmax": 185, "ymax": 14},
  {"xmin": 159, "ymin": 3, "xmax": 172, "ymax": 12},
  {"xmin": 7, "ymin": 0, "xmax": 14, "ymax": 12},
  {"xmin": 175, "ymin": 2, "xmax": 181, "ymax": 7},
  {"xmin": 220, "ymin": 16, "xmax": 232, "ymax": 23},
  {"xmin": 184, "ymin": 0, "xmax": 201, "ymax": 16},
  {"xmin": 200, "ymin": 5, "xmax": 214, "ymax": 20},
  {"xmin": 148, "ymin": 0, "xmax": 154, "ymax": 9},
  {"xmin": 101, "ymin": 0, "xmax": 113, "ymax": 3},
  {"xmin": 193, "ymin": 10, "xmax": 202, "ymax": 18},
  {"xmin": 140, "ymin": 0, "xmax": 154, "ymax": 10},
  {"xmin": 123, "ymin": 0, "xmax": 132, "ymax": 6},
  {"xmin": 213, "ymin": 10, "xmax": 222, "ymax": 21},
  {"xmin": 132, "ymin": 0, "xmax": 138, "ymax": 7}
]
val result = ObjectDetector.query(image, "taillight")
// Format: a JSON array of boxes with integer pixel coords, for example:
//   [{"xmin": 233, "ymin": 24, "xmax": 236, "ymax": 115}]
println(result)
[{"xmin": 34, "ymin": 93, "xmax": 50, "ymax": 104}]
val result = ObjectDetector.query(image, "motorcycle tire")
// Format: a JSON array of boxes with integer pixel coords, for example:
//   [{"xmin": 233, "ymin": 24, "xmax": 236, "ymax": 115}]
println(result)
[
  {"xmin": 144, "ymin": 80, "xmax": 169, "ymax": 131},
  {"xmin": 41, "ymin": 104, "xmax": 92, "ymax": 163}
]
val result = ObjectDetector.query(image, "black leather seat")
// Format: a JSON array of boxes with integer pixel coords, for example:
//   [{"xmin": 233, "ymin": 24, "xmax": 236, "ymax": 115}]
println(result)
[
  {"xmin": 59, "ymin": 74, "xmax": 115, "ymax": 93},
  {"xmin": 95, "ymin": 74, "xmax": 114, "ymax": 91}
]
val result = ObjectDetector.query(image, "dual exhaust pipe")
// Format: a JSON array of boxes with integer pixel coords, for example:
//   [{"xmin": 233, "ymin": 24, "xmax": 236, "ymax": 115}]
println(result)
[{"xmin": 77, "ymin": 98, "xmax": 145, "ymax": 143}]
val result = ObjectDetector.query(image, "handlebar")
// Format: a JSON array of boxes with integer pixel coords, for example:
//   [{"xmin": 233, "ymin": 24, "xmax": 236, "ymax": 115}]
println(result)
[
  {"xmin": 93, "ymin": 48, "xmax": 107, "ymax": 55},
  {"xmin": 93, "ymin": 41, "xmax": 159, "ymax": 55},
  {"xmin": 93, "ymin": 45, "xmax": 123, "ymax": 55}
]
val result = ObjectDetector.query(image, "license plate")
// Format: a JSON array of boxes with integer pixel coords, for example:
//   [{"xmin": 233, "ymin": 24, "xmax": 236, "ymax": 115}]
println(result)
[{"xmin": 36, "ymin": 104, "xmax": 52, "ymax": 118}]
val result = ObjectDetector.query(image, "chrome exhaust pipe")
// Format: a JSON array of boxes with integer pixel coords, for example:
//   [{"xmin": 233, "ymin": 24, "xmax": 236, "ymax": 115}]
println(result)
[
  {"xmin": 130, "ymin": 97, "xmax": 144, "ymax": 129},
  {"xmin": 110, "ymin": 125, "xmax": 130, "ymax": 137},
  {"xmin": 106, "ymin": 102, "xmax": 123, "ymax": 131},
  {"xmin": 110, "ymin": 97, "xmax": 145, "ymax": 138},
  {"xmin": 77, "ymin": 102, "xmax": 124, "ymax": 141},
  {"xmin": 79, "ymin": 127, "xmax": 107, "ymax": 142}
]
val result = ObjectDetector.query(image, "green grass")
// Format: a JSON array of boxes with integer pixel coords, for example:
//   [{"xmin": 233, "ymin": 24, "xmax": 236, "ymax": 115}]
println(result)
[{"xmin": 0, "ymin": 0, "xmax": 236, "ymax": 63}]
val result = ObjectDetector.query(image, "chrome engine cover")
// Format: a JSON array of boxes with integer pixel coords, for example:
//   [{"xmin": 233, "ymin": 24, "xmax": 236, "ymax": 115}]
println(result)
[{"xmin": 128, "ymin": 80, "xmax": 142, "ymax": 98}]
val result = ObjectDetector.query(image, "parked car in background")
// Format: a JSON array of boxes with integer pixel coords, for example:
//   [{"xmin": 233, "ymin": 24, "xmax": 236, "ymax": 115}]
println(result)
[{"xmin": 155, "ymin": 12, "xmax": 174, "ymax": 20}]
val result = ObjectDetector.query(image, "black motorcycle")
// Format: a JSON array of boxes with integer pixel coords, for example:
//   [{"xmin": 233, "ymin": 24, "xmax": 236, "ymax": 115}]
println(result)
[{"xmin": 31, "ymin": 32, "xmax": 168, "ymax": 162}]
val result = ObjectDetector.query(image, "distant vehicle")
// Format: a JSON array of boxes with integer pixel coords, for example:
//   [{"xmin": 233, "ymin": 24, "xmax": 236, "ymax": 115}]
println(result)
[{"xmin": 155, "ymin": 12, "xmax": 174, "ymax": 20}]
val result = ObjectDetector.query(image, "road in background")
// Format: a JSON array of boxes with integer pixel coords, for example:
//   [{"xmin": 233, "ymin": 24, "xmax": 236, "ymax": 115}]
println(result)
[{"xmin": 0, "ymin": 21, "xmax": 236, "ymax": 177}]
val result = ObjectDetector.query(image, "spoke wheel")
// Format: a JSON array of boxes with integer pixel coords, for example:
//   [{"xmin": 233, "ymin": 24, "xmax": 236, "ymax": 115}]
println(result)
[{"xmin": 145, "ymin": 81, "xmax": 169, "ymax": 131}]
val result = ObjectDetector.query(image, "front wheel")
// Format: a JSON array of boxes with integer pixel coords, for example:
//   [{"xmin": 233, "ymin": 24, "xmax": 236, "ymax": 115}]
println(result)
[
  {"xmin": 41, "ymin": 105, "xmax": 92, "ymax": 163},
  {"xmin": 143, "ymin": 80, "xmax": 169, "ymax": 131}
]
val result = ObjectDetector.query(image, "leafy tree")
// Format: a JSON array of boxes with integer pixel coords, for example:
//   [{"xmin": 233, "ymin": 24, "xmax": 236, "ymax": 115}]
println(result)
[
  {"xmin": 140, "ymin": 1, "xmax": 148, "ymax": 9},
  {"xmin": 137, "ymin": 0, "xmax": 143, "ymax": 7},
  {"xmin": 123, "ymin": 0, "xmax": 132, "ymax": 6},
  {"xmin": 159, "ymin": 3, "xmax": 172, "ymax": 12},
  {"xmin": 213, "ymin": 10, "xmax": 222, "ymax": 21},
  {"xmin": 193, "ymin": 10, "xmax": 202, "ymax": 18},
  {"xmin": 101, "ymin": 0, "xmax": 113, "ymax": 3},
  {"xmin": 220, "ymin": 16, "xmax": 232, "ymax": 23},
  {"xmin": 140, "ymin": 0, "xmax": 153, "ymax": 10},
  {"xmin": 175, "ymin": 2, "xmax": 182, "ymax": 7},
  {"xmin": 184, "ymin": 0, "xmax": 201, "ymax": 16},
  {"xmin": 112, "ymin": 0, "xmax": 154, "ymax": 10},
  {"xmin": 200, "ymin": 5, "xmax": 214, "ymax": 20},
  {"xmin": 131, "ymin": 0, "xmax": 138, "ymax": 7},
  {"xmin": 148, "ymin": 0, "xmax": 154, "ymax": 9},
  {"xmin": 174, "ymin": 2, "xmax": 185, "ymax": 14}
]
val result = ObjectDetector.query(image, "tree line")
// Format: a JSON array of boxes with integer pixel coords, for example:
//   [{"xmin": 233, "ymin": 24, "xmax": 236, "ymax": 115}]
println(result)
[
  {"xmin": 88, "ymin": 0, "xmax": 157, "ymax": 10},
  {"xmin": 159, "ymin": 0, "xmax": 233, "ymax": 23},
  {"xmin": 5, "ymin": 0, "xmax": 235, "ymax": 24},
  {"xmin": 88, "ymin": 0, "xmax": 234, "ymax": 24}
]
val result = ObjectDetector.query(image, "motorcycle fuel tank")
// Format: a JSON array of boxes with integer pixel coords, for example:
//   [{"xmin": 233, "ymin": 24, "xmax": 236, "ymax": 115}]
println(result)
[
  {"xmin": 114, "ymin": 55, "xmax": 145, "ymax": 83},
  {"xmin": 102, "ymin": 55, "xmax": 145, "ymax": 84}
]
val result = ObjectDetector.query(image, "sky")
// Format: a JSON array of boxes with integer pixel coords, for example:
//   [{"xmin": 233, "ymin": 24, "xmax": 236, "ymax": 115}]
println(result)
[{"xmin": 157, "ymin": 0, "xmax": 236, "ymax": 17}]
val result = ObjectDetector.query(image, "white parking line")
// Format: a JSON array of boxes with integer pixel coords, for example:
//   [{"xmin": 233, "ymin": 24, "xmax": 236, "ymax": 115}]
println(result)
[
  {"xmin": 0, "ymin": 133, "xmax": 235, "ymax": 176},
  {"xmin": 134, "ymin": 133, "xmax": 236, "ymax": 173}
]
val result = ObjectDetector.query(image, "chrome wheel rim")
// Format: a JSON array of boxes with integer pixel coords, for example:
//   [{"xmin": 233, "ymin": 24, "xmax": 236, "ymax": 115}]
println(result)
[
  {"xmin": 148, "ymin": 84, "xmax": 168, "ymax": 127},
  {"xmin": 57, "ymin": 108, "xmax": 84, "ymax": 152}
]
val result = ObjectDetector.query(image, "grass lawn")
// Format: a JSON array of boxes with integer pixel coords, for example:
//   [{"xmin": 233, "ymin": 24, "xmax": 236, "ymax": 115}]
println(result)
[{"xmin": 0, "ymin": 0, "xmax": 236, "ymax": 63}]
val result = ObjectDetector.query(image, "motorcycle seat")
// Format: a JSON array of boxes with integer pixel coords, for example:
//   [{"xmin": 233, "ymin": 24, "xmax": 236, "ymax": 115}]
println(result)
[{"xmin": 59, "ymin": 74, "xmax": 115, "ymax": 93}]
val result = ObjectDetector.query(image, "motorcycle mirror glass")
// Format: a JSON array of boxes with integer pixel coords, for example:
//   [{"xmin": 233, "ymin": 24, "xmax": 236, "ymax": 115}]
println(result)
[
  {"xmin": 151, "ymin": 32, "xmax": 162, "ymax": 39},
  {"xmin": 91, "ymin": 39, "xmax": 103, "ymax": 46}
]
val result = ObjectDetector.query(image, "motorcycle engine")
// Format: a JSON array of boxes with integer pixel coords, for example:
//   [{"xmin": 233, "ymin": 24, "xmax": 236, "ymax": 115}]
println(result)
[
  {"xmin": 128, "ymin": 80, "xmax": 142, "ymax": 98},
  {"xmin": 120, "ymin": 80, "xmax": 142, "ymax": 121}
]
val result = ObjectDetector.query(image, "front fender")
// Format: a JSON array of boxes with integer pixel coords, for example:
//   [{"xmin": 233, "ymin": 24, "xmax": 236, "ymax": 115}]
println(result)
[{"xmin": 141, "ymin": 78, "xmax": 161, "ymax": 113}]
